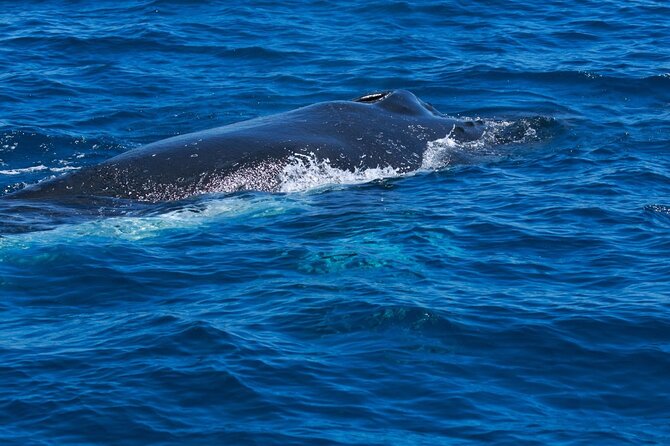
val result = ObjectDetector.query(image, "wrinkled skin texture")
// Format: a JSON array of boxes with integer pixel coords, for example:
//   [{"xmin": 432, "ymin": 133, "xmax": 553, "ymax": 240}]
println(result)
[{"xmin": 8, "ymin": 90, "xmax": 484, "ymax": 202}]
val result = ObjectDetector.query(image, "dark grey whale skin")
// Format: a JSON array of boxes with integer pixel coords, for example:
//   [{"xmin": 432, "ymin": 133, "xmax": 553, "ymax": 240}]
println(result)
[{"xmin": 8, "ymin": 90, "xmax": 485, "ymax": 202}]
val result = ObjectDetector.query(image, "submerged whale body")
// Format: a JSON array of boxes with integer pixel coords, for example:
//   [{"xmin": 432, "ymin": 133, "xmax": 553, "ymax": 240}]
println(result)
[{"xmin": 9, "ymin": 90, "xmax": 485, "ymax": 202}]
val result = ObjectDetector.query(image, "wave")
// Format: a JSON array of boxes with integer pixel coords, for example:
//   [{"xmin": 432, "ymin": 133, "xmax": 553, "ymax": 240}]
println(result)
[
  {"xmin": 0, "ymin": 165, "xmax": 79, "ymax": 176},
  {"xmin": 437, "ymin": 67, "xmax": 670, "ymax": 92},
  {"xmin": 0, "ymin": 33, "xmax": 303, "ymax": 61},
  {"xmin": 0, "ymin": 129, "xmax": 127, "ymax": 194}
]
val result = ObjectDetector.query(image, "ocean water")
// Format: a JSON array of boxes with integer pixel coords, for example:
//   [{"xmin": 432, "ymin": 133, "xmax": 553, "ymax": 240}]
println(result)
[{"xmin": 1, "ymin": 0, "xmax": 670, "ymax": 444}]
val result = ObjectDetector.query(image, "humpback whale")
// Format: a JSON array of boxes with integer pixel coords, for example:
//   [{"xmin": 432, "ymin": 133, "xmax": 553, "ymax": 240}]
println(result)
[{"xmin": 8, "ymin": 90, "xmax": 485, "ymax": 202}]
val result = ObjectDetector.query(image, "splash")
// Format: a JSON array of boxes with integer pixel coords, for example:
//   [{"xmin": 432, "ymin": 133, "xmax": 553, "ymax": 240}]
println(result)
[
  {"xmin": 421, "ymin": 118, "xmax": 542, "ymax": 170},
  {"xmin": 278, "ymin": 153, "xmax": 403, "ymax": 193}
]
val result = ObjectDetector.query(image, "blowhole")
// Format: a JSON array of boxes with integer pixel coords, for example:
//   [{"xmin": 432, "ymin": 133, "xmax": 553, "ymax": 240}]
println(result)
[{"xmin": 352, "ymin": 92, "xmax": 390, "ymax": 103}]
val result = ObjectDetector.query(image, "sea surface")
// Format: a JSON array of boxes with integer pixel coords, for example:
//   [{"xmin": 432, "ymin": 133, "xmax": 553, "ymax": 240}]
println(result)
[{"xmin": 1, "ymin": 1, "xmax": 670, "ymax": 444}]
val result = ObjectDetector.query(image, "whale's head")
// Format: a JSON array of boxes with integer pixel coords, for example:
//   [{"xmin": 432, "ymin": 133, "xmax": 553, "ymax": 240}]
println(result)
[
  {"xmin": 353, "ymin": 89, "xmax": 486, "ymax": 143},
  {"xmin": 353, "ymin": 89, "xmax": 443, "ymax": 118}
]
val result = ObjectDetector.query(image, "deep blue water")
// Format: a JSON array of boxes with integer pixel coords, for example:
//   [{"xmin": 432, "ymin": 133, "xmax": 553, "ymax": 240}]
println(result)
[{"xmin": 2, "ymin": 1, "xmax": 670, "ymax": 444}]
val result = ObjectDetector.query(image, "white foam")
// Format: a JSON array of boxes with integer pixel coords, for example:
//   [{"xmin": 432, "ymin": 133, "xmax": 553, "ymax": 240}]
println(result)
[
  {"xmin": 0, "ymin": 165, "xmax": 79, "ymax": 175},
  {"xmin": 278, "ymin": 153, "xmax": 403, "ymax": 193},
  {"xmin": 421, "ymin": 119, "xmax": 539, "ymax": 170},
  {"xmin": 0, "ymin": 165, "xmax": 48, "ymax": 175},
  {"xmin": 421, "ymin": 126, "xmax": 460, "ymax": 170},
  {"xmin": 51, "ymin": 166, "xmax": 80, "ymax": 173}
]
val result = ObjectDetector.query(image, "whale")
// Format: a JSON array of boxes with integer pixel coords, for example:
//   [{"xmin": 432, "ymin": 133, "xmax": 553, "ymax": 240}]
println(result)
[{"xmin": 7, "ymin": 90, "xmax": 485, "ymax": 202}]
